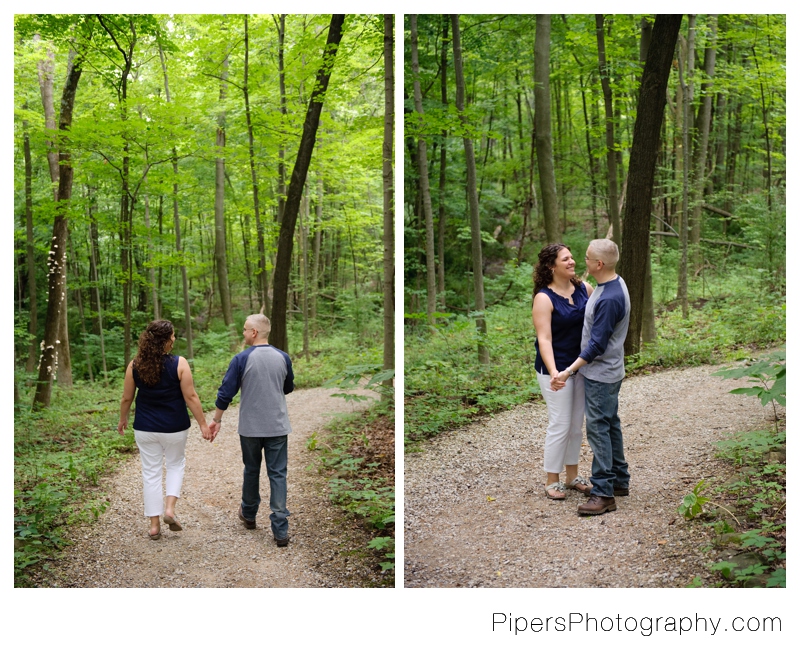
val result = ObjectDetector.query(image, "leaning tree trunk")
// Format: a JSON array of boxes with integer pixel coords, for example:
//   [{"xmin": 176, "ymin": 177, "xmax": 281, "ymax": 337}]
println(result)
[
  {"xmin": 271, "ymin": 14, "xmax": 346, "ymax": 353},
  {"xmin": 33, "ymin": 53, "xmax": 82, "ymax": 409},
  {"xmin": 383, "ymin": 13, "xmax": 395, "ymax": 381},
  {"xmin": 410, "ymin": 15, "xmax": 438, "ymax": 326},
  {"xmin": 451, "ymin": 13, "xmax": 489, "ymax": 364},
  {"xmin": 596, "ymin": 15, "xmax": 622, "ymax": 246},
  {"xmin": 618, "ymin": 14, "xmax": 683, "ymax": 356},
  {"xmin": 534, "ymin": 15, "xmax": 559, "ymax": 243}
]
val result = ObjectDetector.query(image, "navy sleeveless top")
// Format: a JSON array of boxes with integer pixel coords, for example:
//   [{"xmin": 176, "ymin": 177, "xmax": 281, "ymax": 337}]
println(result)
[
  {"xmin": 534, "ymin": 283, "xmax": 589, "ymax": 375},
  {"xmin": 132, "ymin": 354, "xmax": 191, "ymax": 433}
]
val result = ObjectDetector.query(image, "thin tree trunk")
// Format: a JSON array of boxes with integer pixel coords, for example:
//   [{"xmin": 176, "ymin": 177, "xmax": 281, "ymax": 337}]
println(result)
[
  {"xmin": 596, "ymin": 14, "xmax": 621, "ymax": 245},
  {"xmin": 383, "ymin": 14, "xmax": 395, "ymax": 381},
  {"xmin": 275, "ymin": 14, "xmax": 288, "ymax": 225},
  {"xmin": 451, "ymin": 14, "xmax": 488, "ymax": 364},
  {"xmin": 689, "ymin": 15, "xmax": 718, "ymax": 264},
  {"xmin": 243, "ymin": 15, "xmax": 270, "ymax": 315},
  {"xmin": 271, "ymin": 14, "xmax": 345, "ymax": 353},
  {"xmin": 410, "ymin": 15, "xmax": 438, "ymax": 326},
  {"xmin": 214, "ymin": 54, "xmax": 235, "ymax": 337},
  {"xmin": 311, "ymin": 174, "xmax": 323, "ymax": 322},
  {"xmin": 678, "ymin": 17, "xmax": 696, "ymax": 319},
  {"xmin": 23, "ymin": 113, "xmax": 38, "ymax": 372},
  {"xmin": 158, "ymin": 40, "xmax": 193, "ymax": 360},
  {"xmin": 437, "ymin": 15, "xmax": 448, "ymax": 305}
]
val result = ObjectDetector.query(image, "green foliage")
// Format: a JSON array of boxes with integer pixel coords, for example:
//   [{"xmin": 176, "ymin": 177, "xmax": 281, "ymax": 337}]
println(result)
[
  {"xmin": 308, "ymin": 403, "xmax": 394, "ymax": 582},
  {"xmin": 712, "ymin": 351, "xmax": 785, "ymax": 430},
  {"xmin": 678, "ymin": 480, "xmax": 709, "ymax": 520}
]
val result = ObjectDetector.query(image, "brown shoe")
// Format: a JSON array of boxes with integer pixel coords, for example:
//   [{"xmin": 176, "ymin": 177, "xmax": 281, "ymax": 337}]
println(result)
[
  {"xmin": 238, "ymin": 506, "xmax": 256, "ymax": 529},
  {"xmin": 577, "ymin": 495, "xmax": 617, "ymax": 515}
]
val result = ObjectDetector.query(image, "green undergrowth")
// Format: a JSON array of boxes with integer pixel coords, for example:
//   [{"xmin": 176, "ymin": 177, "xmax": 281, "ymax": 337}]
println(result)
[
  {"xmin": 404, "ymin": 268, "xmax": 785, "ymax": 446},
  {"xmin": 307, "ymin": 394, "xmax": 395, "ymax": 586},
  {"xmin": 13, "ymin": 327, "xmax": 384, "ymax": 587},
  {"xmin": 680, "ymin": 354, "xmax": 786, "ymax": 588}
]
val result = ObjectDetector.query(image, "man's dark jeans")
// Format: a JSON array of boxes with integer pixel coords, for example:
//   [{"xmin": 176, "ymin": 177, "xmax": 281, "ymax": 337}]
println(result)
[
  {"xmin": 239, "ymin": 435, "xmax": 289, "ymax": 539},
  {"xmin": 584, "ymin": 377, "xmax": 629, "ymax": 497}
]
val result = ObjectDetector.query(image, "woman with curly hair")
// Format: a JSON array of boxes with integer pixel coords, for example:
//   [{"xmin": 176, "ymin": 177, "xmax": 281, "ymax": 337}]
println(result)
[
  {"xmin": 532, "ymin": 244, "xmax": 594, "ymax": 500},
  {"xmin": 118, "ymin": 320, "xmax": 211, "ymax": 539}
]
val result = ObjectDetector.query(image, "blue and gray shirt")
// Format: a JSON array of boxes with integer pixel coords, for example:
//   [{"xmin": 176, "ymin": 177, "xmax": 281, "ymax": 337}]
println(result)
[
  {"xmin": 578, "ymin": 275, "xmax": 630, "ymax": 383},
  {"xmin": 215, "ymin": 344, "xmax": 294, "ymax": 437}
]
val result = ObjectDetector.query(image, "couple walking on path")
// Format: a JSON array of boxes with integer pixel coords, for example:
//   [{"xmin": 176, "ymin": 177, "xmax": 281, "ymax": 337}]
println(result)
[
  {"xmin": 117, "ymin": 313, "xmax": 294, "ymax": 545},
  {"xmin": 533, "ymin": 238, "xmax": 630, "ymax": 514}
]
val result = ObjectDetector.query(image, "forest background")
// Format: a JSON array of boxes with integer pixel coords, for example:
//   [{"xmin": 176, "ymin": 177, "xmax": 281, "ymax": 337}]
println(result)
[
  {"xmin": 403, "ymin": 13, "xmax": 786, "ymax": 588},
  {"xmin": 12, "ymin": 13, "xmax": 396, "ymax": 584}
]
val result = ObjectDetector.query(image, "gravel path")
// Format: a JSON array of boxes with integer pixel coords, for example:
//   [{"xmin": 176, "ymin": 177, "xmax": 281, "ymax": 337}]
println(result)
[
  {"xmin": 39, "ymin": 387, "xmax": 384, "ymax": 588},
  {"xmin": 404, "ymin": 363, "xmax": 777, "ymax": 588}
]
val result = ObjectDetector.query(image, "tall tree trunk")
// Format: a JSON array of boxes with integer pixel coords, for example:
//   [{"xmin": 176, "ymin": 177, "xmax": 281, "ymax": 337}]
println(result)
[
  {"xmin": 33, "ymin": 52, "xmax": 82, "ymax": 409},
  {"xmin": 383, "ymin": 14, "xmax": 395, "ymax": 381},
  {"xmin": 275, "ymin": 14, "xmax": 288, "ymax": 226},
  {"xmin": 300, "ymin": 191, "xmax": 310, "ymax": 361},
  {"xmin": 596, "ymin": 14, "xmax": 621, "ymax": 245},
  {"xmin": 68, "ymin": 234, "xmax": 93, "ymax": 382},
  {"xmin": 158, "ymin": 40, "xmax": 193, "ymax": 360},
  {"xmin": 214, "ymin": 54, "xmax": 235, "ymax": 336},
  {"xmin": 23, "ymin": 113, "xmax": 38, "ymax": 372},
  {"xmin": 618, "ymin": 14, "xmax": 682, "ymax": 355},
  {"xmin": 88, "ymin": 207, "xmax": 108, "ymax": 382},
  {"xmin": 451, "ymin": 14, "xmax": 489, "ymax": 364},
  {"xmin": 271, "ymin": 14, "xmax": 346, "ymax": 353},
  {"xmin": 311, "ymin": 174, "xmax": 323, "ymax": 322},
  {"xmin": 410, "ymin": 15, "xmax": 437, "ymax": 326},
  {"xmin": 689, "ymin": 15, "xmax": 718, "ymax": 265},
  {"xmin": 244, "ymin": 15, "xmax": 270, "ymax": 315},
  {"xmin": 437, "ymin": 15, "xmax": 448, "ymax": 305},
  {"xmin": 534, "ymin": 15, "xmax": 559, "ymax": 243},
  {"xmin": 678, "ymin": 17, "xmax": 696, "ymax": 319},
  {"xmin": 35, "ymin": 35, "xmax": 72, "ymax": 385}
]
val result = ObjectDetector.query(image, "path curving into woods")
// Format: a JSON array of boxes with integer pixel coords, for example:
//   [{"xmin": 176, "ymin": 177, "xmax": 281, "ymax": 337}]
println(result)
[
  {"xmin": 37, "ymin": 388, "xmax": 384, "ymax": 588},
  {"xmin": 404, "ymin": 362, "xmax": 777, "ymax": 588}
]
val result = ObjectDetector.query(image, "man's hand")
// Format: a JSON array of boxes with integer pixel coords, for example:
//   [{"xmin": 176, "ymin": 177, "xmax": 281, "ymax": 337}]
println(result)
[{"xmin": 208, "ymin": 420, "xmax": 221, "ymax": 442}]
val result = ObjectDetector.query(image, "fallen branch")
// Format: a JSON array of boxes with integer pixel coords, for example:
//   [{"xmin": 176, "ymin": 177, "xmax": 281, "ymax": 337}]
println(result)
[{"xmin": 649, "ymin": 231, "xmax": 759, "ymax": 250}]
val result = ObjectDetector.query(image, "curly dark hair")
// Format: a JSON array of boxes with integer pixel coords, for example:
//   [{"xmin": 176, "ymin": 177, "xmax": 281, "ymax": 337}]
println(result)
[
  {"xmin": 132, "ymin": 320, "xmax": 175, "ymax": 387},
  {"xmin": 533, "ymin": 243, "xmax": 581, "ymax": 295}
]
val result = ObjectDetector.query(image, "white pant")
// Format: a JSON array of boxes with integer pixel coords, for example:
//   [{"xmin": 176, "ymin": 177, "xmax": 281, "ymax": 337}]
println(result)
[
  {"xmin": 536, "ymin": 372, "xmax": 585, "ymax": 473},
  {"xmin": 134, "ymin": 429, "xmax": 188, "ymax": 517}
]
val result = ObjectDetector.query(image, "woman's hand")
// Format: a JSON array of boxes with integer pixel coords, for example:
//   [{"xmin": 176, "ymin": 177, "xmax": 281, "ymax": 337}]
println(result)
[
  {"xmin": 550, "ymin": 371, "xmax": 568, "ymax": 391},
  {"xmin": 200, "ymin": 423, "xmax": 213, "ymax": 442},
  {"xmin": 117, "ymin": 417, "xmax": 128, "ymax": 435}
]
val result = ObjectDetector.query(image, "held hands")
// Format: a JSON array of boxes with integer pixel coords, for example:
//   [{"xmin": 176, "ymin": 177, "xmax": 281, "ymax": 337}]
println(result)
[
  {"xmin": 550, "ymin": 370, "xmax": 570, "ymax": 392},
  {"xmin": 200, "ymin": 423, "xmax": 213, "ymax": 442},
  {"xmin": 206, "ymin": 419, "xmax": 221, "ymax": 442}
]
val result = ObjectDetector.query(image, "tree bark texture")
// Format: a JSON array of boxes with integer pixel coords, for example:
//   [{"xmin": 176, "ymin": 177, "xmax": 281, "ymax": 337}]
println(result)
[
  {"xmin": 534, "ymin": 15, "xmax": 559, "ymax": 244},
  {"xmin": 619, "ymin": 13, "xmax": 683, "ymax": 356},
  {"xmin": 33, "ymin": 53, "xmax": 82, "ymax": 408},
  {"xmin": 271, "ymin": 14, "xmax": 345, "ymax": 353},
  {"xmin": 596, "ymin": 15, "xmax": 621, "ymax": 245},
  {"xmin": 383, "ymin": 13, "xmax": 395, "ymax": 379},
  {"xmin": 214, "ymin": 54, "xmax": 235, "ymax": 334},
  {"xmin": 410, "ymin": 15, "xmax": 438, "ymax": 326}
]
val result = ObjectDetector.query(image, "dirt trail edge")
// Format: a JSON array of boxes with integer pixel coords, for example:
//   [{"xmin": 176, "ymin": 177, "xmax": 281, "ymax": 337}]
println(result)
[
  {"xmin": 405, "ymin": 362, "xmax": 776, "ymax": 588},
  {"xmin": 40, "ymin": 387, "xmax": 383, "ymax": 588}
]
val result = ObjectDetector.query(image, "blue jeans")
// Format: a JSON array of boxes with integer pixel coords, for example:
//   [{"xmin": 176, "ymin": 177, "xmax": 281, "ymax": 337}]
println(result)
[
  {"xmin": 240, "ymin": 435, "xmax": 290, "ymax": 539},
  {"xmin": 584, "ymin": 377, "xmax": 629, "ymax": 498}
]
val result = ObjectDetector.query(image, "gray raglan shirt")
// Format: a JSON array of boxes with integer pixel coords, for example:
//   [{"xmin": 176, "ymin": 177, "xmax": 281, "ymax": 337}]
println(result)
[
  {"xmin": 578, "ymin": 275, "xmax": 631, "ymax": 383},
  {"xmin": 215, "ymin": 344, "xmax": 294, "ymax": 437}
]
